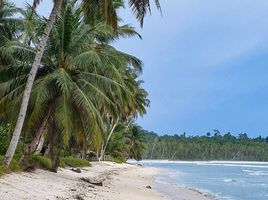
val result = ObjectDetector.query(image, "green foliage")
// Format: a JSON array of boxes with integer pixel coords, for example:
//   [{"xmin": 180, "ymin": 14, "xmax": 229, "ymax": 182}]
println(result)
[
  {"xmin": 0, "ymin": 155, "xmax": 21, "ymax": 176},
  {"xmin": 28, "ymin": 155, "xmax": 52, "ymax": 170},
  {"xmin": 113, "ymin": 157, "xmax": 124, "ymax": 164},
  {"xmin": 0, "ymin": 124, "xmax": 24, "ymax": 160},
  {"xmin": 8, "ymin": 159, "xmax": 20, "ymax": 171},
  {"xmin": 0, "ymin": 124, "xmax": 11, "ymax": 155},
  {"xmin": 107, "ymin": 129, "xmax": 128, "ymax": 162},
  {"xmin": 0, "ymin": 2, "xmax": 148, "ymax": 156},
  {"xmin": 0, "ymin": 1, "xmax": 150, "ymax": 168},
  {"xmin": 81, "ymin": 0, "xmax": 161, "ymax": 29},
  {"xmin": 105, "ymin": 124, "xmax": 147, "ymax": 162},
  {"xmin": 60, "ymin": 157, "xmax": 91, "ymax": 168},
  {"xmin": 0, "ymin": 155, "xmax": 90, "ymax": 175},
  {"xmin": 127, "ymin": 125, "xmax": 146, "ymax": 161},
  {"xmin": 143, "ymin": 131, "xmax": 268, "ymax": 161}
]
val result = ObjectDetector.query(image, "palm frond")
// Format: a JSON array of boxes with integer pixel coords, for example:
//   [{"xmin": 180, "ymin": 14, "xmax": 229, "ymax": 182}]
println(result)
[{"xmin": 128, "ymin": 0, "xmax": 161, "ymax": 27}]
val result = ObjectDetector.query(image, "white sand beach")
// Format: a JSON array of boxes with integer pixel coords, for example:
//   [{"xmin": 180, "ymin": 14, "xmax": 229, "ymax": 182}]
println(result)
[{"xmin": 0, "ymin": 162, "xmax": 213, "ymax": 200}]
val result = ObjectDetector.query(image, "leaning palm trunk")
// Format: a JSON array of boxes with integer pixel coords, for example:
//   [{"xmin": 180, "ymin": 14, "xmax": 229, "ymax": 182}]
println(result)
[
  {"xmin": 36, "ymin": 135, "xmax": 45, "ymax": 153},
  {"xmin": 99, "ymin": 117, "xmax": 120, "ymax": 161},
  {"xmin": 22, "ymin": 116, "xmax": 48, "ymax": 161},
  {"xmin": 21, "ymin": 113, "xmax": 49, "ymax": 167},
  {"xmin": 4, "ymin": 0, "xmax": 63, "ymax": 166},
  {"xmin": 29, "ymin": 111, "xmax": 50, "ymax": 153}
]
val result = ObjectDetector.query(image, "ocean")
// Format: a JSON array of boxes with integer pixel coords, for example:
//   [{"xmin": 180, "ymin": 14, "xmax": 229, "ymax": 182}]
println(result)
[{"xmin": 137, "ymin": 160, "xmax": 268, "ymax": 200}]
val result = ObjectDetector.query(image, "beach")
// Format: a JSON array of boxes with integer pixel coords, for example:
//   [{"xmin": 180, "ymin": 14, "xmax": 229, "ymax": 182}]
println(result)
[{"xmin": 0, "ymin": 162, "xmax": 212, "ymax": 200}]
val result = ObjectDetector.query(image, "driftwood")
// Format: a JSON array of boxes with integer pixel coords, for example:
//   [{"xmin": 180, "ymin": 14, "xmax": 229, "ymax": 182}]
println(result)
[
  {"xmin": 80, "ymin": 177, "xmax": 104, "ymax": 186},
  {"xmin": 23, "ymin": 166, "xmax": 35, "ymax": 172},
  {"xmin": 146, "ymin": 185, "xmax": 152, "ymax": 189},
  {"xmin": 71, "ymin": 168, "xmax": 82, "ymax": 173}
]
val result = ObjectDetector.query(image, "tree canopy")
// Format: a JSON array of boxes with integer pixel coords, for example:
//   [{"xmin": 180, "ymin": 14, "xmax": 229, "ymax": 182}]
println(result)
[{"xmin": 143, "ymin": 130, "xmax": 268, "ymax": 161}]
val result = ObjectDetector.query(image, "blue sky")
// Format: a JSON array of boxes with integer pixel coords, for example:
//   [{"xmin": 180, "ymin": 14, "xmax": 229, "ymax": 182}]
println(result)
[{"xmin": 13, "ymin": 0, "xmax": 268, "ymax": 137}]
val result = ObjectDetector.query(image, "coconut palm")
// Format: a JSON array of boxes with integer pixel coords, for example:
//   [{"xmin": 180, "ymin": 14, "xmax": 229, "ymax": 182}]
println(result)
[
  {"xmin": 81, "ymin": 0, "xmax": 161, "ymax": 28},
  {"xmin": 18, "ymin": 3, "xmax": 41, "ymax": 46},
  {"xmin": 0, "ymin": 1, "xmax": 21, "ymax": 69},
  {"xmin": 1, "ymin": 2, "xmax": 148, "ymax": 169},
  {"xmin": 126, "ymin": 124, "xmax": 146, "ymax": 161},
  {"xmin": 4, "ymin": 0, "xmax": 63, "ymax": 165},
  {"xmin": 98, "ymin": 73, "xmax": 149, "ymax": 161},
  {"xmin": 105, "ymin": 122, "xmax": 129, "ymax": 162},
  {"xmin": 0, "ymin": 1, "xmax": 20, "ymax": 40},
  {"xmin": 4, "ymin": 0, "xmax": 160, "ymax": 166},
  {"xmin": 104, "ymin": 123, "xmax": 147, "ymax": 162}
]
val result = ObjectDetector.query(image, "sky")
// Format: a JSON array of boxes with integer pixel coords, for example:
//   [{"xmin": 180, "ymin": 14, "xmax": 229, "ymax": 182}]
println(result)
[{"xmin": 13, "ymin": 0, "xmax": 268, "ymax": 137}]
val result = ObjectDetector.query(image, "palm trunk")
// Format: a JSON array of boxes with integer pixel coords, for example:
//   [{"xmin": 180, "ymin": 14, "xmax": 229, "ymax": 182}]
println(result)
[
  {"xmin": 4, "ymin": 0, "xmax": 63, "ymax": 166},
  {"xmin": 96, "ymin": 150, "xmax": 99, "ymax": 161},
  {"xmin": 171, "ymin": 151, "xmax": 176, "ymax": 160},
  {"xmin": 150, "ymin": 138, "xmax": 157, "ymax": 159},
  {"xmin": 49, "ymin": 121, "xmax": 60, "ymax": 173},
  {"xmin": 22, "ymin": 121, "xmax": 47, "ymax": 165},
  {"xmin": 21, "ymin": 109, "xmax": 50, "ymax": 167},
  {"xmin": 99, "ymin": 117, "xmax": 119, "ymax": 161},
  {"xmin": 29, "ymin": 110, "xmax": 50, "ymax": 153},
  {"xmin": 99, "ymin": 143, "xmax": 105, "ymax": 162},
  {"xmin": 36, "ymin": 135, "xmax": 45, "ymax": 153},
  {"xmin": 44, "ymin": 143, "xmax": 51, "ymax": 156}
]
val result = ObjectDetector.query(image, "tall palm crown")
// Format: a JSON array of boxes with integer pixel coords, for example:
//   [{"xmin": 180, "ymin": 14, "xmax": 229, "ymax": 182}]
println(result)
[
  {"xmin": 0, "ymin": 1, "xmax": 20, "ymax": 39},
  {"xmin": 0, "ymin": 1, "xmax": 21, "ymax": 68},
  {"xmin": 3, "ymin": 0, "xmax": 156, "ymax": 166},
  {"xmin": 0, "ymin": 1, "xmax": 147, "ymax": 148},
  {"xmin": 33, "ymin": 0, "xmax": 161, "ymax": 28},
  {"xmin": 126, "ymin": 124, "xmax": 146, "ymax": 160}
]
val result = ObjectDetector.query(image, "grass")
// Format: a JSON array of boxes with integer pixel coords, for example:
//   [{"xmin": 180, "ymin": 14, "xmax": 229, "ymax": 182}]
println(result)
[
  {"xmin": 28, "ymin": 155, "xmax": 91, "ymax": 169},
  {"xmin": 28, "ymin": 154, "xmax": 52, "ymax": 170},
  {"xmin": 60, "ymin": 157, "xmax": 91, "ymax": 168},
  {"xmin": 113, "ymin": 157, "xmax": 124, "ymax": 164},
  {"xmin": 0, "ymin": 155, "xmax": 21, "ymax": 176},
  {"xmin": 0, "ymin": 155, "xmax": 91, "ymax": 176}
]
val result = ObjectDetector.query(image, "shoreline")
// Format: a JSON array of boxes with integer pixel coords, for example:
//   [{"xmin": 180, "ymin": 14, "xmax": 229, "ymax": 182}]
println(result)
[
  {"xmin": 149, "ymin": 167, "xmax": 215, "ymax": 200},
  {"xmin": 0, "ymin": 161, "xmax": 213, "ymax": 200}
]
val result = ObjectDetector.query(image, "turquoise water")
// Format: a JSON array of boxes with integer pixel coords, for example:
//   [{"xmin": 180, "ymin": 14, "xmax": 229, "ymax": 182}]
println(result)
[{"xmin": 139, "ymin": 161, "xmax": 268, "ymax": 200}]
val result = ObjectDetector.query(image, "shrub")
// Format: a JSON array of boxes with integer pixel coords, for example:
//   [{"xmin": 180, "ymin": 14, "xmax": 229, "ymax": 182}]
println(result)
[
  {"xmin": 9, "ymin": 159, "xmax": 21, "ymax": 171},
  {"xmin": 28, "ymin": 155, "xmax": 52, "ymax": 170},
  {"xmin": 0, "ymin": 164, "xmax": 8, "ymax": 176},
  {"xmin": 113, "ymin": 157, "xmax": 124, "ymax": 164},
  {"xmin": 0, "ymin": 155, "xmax": 4, "ymax": 163},
  {"xmin": 0, "ymin": 124, "xmax": 24, "ymax": 158},
  {"xmin": 60, "ymin": 157, "xmax": 91, "ymax": 168},
  {"xmin": 0, "ymin": 155, "xmax": 21, "ymax": 175},
  {"xmin": 0, "ymin": 124, "xmax": 11, "ymax": 155}
]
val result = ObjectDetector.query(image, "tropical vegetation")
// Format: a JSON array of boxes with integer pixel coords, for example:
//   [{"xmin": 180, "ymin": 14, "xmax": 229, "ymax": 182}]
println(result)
[
  {"xmin": 143, "ymin": 130, "xmax": 268, "ymax": 161},
  {"xmin": 0, "ymin": 0, "xmax": 155, "ymax": 173}
]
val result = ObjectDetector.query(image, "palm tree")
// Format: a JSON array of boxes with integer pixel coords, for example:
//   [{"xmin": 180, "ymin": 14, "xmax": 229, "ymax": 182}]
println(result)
[
  {"xmin": 127, "ymin": 125, "xmax": 146, "ymax": 161},
  {"xmin": 4, "ymin": 0, "xmax": 161, "ymax": 166},
  {"xmin": 18, "ymin": 3, "xmax": 41, "ymax": 46},
  {"xmin": 4, "ymin": 0, "xmax": 63, "ymax": 166},
  {"xmin": 0, "ymin": 1, "xmax": 20, "ymax": 38},
  {"xmin": 105, "ymin": 122, "xmax": 129, "ymax": 162},
  {"xmin": 97, "ymin": 51, "xmax": 150, "ymax": 161},
  {"xmin": 0, "ymin": 1, "xmax": 21, "ymax": 68},
  {"xmin": 2, "ymin": 1, "xmax": 148, "ymax": 169}
]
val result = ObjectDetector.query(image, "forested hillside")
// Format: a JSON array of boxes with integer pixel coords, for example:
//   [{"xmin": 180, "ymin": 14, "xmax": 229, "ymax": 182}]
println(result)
[{"xmin": 143, "ymin": 130, "xmax": 268, "ymax": 161}]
